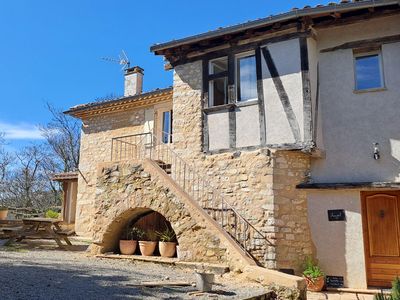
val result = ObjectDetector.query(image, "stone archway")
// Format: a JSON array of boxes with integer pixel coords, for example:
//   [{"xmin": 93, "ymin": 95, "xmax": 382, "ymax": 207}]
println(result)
[{"xmin": 89, "ymin": 162, "xmax": 228, "ymax": 264}]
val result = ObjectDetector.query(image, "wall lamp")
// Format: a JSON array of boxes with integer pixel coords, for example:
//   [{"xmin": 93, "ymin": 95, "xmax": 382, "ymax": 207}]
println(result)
[{"xmin": 373, "ymin": 143, "xmax": 380, "ymax": 160}]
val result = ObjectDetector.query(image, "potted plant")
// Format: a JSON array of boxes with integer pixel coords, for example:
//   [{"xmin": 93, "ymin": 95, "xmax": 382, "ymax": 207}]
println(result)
[
  {"xmin": 156, "ymin": 227, "xmax": 177, "ymax": 257},
  {"xmin": 302, "ymin": 257, "xmax": 325, "ymax": 292},
  {"xmin": 139, "ymin": 230, "xmax": 158, "ymax": 256},
  {"xmin": 119, "ymin": 226, "xmax": 144, "ymax": 255},
  {"xmin": 0, "ymin": 206, "xmax": 8, "ymax": 220}
]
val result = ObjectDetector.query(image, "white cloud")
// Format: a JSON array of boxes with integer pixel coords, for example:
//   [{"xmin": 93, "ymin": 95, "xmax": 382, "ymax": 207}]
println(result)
[{"xmin": 0, "ymin": 121, "xmax": 44, "ymax": 140}]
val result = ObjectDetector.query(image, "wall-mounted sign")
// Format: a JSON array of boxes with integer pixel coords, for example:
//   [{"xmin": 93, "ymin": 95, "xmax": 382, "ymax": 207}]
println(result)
[
  {"xmin": 328, "ymin": 209, "xmax": 346, "ymax": 221},
  {"xmin": 326, "ymin": 276, "xmax": 344, "ymax": 288}
]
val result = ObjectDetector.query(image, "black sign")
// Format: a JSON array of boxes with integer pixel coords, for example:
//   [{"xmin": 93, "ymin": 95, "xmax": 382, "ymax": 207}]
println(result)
[
  {"xmin": 328, "ymin": 209, "xmax": 346, "ymax": 221},
  {"xmin": 326, "ymin": 276, "xmax": 344, "ymax": 288}
]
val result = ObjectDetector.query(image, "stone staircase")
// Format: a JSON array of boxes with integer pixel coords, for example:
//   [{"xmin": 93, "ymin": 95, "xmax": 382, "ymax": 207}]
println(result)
[{"xmin": 111, "ymin": 133, "xmax": 272, "ymax": 266}]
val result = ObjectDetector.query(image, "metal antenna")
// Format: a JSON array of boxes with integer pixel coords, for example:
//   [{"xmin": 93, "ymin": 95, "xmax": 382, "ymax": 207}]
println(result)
[{"xmin": 101, "ymin": 50, "xmax": 131, "ymax": 71}]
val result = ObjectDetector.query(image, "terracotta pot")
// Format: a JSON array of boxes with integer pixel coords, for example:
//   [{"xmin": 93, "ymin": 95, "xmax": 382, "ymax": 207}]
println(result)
[
  {"xmin": 139, "ymin": 241, "xmax": 157, "ymax": 256},
  {"xmin": 0, "ymin": 209, "xmax": 8, "ymax": 221},
  {"xmin": 159, "ymin": 242, "xmax": 176, "ymax": 257},
  {"xmin": 119, "ymin": 240, "xmax": 137, "ymax": 255},
  {"xmin": 304, "ymin": 275, "xmax": 325, "ymax": 292}
]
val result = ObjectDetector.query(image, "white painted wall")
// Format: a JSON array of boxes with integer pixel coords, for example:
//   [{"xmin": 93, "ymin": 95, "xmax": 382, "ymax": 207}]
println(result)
[
  {"xmin": 236, "ymin": 104, "xmax": 260, "ymax": 148},
  {"xmin": 262, "ymin": 38, "xmax": 304, "ymax": 145},
  {"xmin": 311, "ymin": 15, "xmax": 400, "ymax": 182},
  {"xmin": 308, "ymin": 190, "xmax": 367, "ymax": 288},
  {"xmin": 207, "ymin": 110, "xmax": 230, "ymax": 150}
]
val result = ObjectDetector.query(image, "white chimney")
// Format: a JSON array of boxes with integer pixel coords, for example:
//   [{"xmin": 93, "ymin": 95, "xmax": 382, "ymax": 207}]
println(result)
[{"xmin": 124, "ymin": 66, "xmax": 144, "ymax": 97}]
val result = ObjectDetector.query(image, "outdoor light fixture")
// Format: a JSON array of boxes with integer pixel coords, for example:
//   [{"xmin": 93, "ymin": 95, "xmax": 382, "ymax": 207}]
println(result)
[{"xmin": 373, "ymin": 143, "xmax": 380, "ymax": 160}]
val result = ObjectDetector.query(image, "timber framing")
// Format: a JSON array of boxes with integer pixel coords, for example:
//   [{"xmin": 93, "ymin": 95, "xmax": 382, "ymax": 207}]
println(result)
[
  {"xmin": 151, "ymin": 1, "xmax": 400, "ymax": 67},
  {"xmin": 320, "ymin": 34, "xmax": 400, "ymax": 53},
  {"xmin": 296, "ymin": 181, "xmax": 400, "ymax": 190},
  {"xmin": 65, "ymin": 88, "xmax": 173, "ymax": 119}
]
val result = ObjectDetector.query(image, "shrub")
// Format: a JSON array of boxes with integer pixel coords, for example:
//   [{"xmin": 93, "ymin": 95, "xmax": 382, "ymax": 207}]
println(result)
[
  {"xmin": 145, "ymin": 230, "xmax": 158, "ymax": 242},
  {"xmin": 374, "ymin": 277, "xmax": 400, "ymax": 300},
  {"xmin": 45, "ymin": 209, "xmax": 59, "ymax": 219},
  {"xmin": 129, "ymin": 227, "xmax": 145, "ymax": 240},
  {"xmin": 156, "ymin": 228, "xmax": 176, "ymax": 242},
  {"xmin": 302, "ymin": 257, "xmax": 324, "ymax": 281}
]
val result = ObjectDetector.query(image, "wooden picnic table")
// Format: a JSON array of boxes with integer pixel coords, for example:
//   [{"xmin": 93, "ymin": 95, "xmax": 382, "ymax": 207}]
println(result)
[{"xmin": 3, "ymin": 218, "xmax": 72, "ymax": 248}]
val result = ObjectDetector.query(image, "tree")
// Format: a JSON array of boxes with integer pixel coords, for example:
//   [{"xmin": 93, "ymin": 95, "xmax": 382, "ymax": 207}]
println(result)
[{"xmin": 40, "ymin": 103, "xmax": 80, "ymax": 172}]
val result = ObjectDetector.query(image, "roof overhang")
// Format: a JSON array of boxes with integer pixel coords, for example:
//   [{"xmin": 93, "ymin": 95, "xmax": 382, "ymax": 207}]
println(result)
[
  {"xmin": 150, "ymin": 0, "xmax": 400, "ymax": 64},
  {"xmin": 52, "ymin": 172, "xmax": 79, "ymax": 182},
  {"xmin": 65, "ymin": 88, "xmax": 173, "ymax": 119}
]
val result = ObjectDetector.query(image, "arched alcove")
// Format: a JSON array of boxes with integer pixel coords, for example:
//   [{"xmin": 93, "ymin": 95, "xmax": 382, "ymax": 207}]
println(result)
[{"xmin": 100, "ymin": 207, "xmax": 177, "ymax": 255}]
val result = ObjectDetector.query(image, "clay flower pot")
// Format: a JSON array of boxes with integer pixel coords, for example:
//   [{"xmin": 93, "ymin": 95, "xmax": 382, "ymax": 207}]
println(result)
[
  {"xmin": 0, "ymin": 208, "xmax": 8, "ymax": 221},
  {"xmin": 304, "ymin": 275, "xmax": 325, "ymax": 292},
  {"xmin": 139, "ymin": 241, "xmax": 157, "ymax": 256},
  {"xmin": 119, "ymin": 240, "xmax": 137, "ymax": 255},
  {"xmin": 159, "ymin": 242, "xmax": 176, "ymax": 258}
]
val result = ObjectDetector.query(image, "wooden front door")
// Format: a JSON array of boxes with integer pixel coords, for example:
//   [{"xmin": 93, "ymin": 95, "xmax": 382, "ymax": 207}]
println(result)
[{"xmin": 361, "ymin": 191, "xmax": 400, "ymax": 287}]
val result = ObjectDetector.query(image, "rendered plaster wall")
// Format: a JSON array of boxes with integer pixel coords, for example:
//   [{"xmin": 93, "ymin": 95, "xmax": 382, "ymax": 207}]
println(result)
[
  {"xmin": 236, "ymin": 104, "xmax": 260, "ymax": 148},
  {"xmin": 75, "ymin": 108, "xmax": 153, "ymax": 236},
  {"xmin": 261, "ymin": 38, "xmax": 304, "ymax": 145},
  {"xmin": 311, "ymin": 15, "xmax": 400, "ymax": 182},
  {"xmin": 207, "ymin": 110, "xmax": 230, "ymax": 151},
  {"xmin": 307, "ymin": 190, "xmax": 367, "ymax": 288}
]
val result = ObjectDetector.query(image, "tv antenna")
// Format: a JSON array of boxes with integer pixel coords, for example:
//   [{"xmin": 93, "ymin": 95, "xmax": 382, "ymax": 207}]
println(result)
[{"xmin": 101, "ymin": 50, "xmax": 131, "ymax": 71}]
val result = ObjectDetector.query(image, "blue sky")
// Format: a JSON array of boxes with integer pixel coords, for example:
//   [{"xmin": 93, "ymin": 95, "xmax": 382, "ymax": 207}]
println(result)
[{"xmin": 0, "ymin": 0, "xmax": 331, "ymax": 150}]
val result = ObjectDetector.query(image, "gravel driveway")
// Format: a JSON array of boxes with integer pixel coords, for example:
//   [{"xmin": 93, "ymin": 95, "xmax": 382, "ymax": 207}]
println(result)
[{"xmin": 0, "ymin": 239, "xmax": 266, "ymax": 300}]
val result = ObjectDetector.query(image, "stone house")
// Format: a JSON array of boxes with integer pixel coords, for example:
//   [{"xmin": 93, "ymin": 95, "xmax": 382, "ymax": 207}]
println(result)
[{"xmin": 66, "ymin": 0, "xmax": 400, "ymax": 291}]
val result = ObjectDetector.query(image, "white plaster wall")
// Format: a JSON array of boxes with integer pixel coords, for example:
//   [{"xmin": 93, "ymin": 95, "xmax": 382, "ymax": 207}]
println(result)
[
  {"xmin": 308, "ymin": 190, "xmax": 367, "ymax": 288},
  {"xmin": 207, "ymin": 110, "xmax": 230, "ymax": 150},
  {"xmin": 311, "ymin": 16, "xmax": 400, "ymax": 182},
  {"xmin": 262, "ymin": 38, "xmax": 304, "ymax": 144},
  {"xmin": 236, "ymin": 104, "xmax": 260, "ymax": 148}
]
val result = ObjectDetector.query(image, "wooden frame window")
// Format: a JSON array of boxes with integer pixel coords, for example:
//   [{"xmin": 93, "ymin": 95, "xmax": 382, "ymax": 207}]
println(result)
[
  {"xmin": 204, "ymin": 52, "xmax": 259, "ymax": 107},
  {"xmin": 235, "ymin": 51, "xmax": 257, "ymax": 102},
  {"xmin": 208, "ymin": 57, "xmax": 228, "ymax": 107},
  {"xmin": 354, "ymin": 49, "xmax": 385, "ymax": 92}
]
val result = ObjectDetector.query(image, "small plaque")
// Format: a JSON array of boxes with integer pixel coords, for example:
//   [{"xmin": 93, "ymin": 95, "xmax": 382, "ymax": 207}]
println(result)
[
  {"xmin": 326, "ymin": 276, "xmax": 344, "ymax": 288},
  {"xmin": 328, "ymin": 209, "xmax": 346, "ymax": 221}
]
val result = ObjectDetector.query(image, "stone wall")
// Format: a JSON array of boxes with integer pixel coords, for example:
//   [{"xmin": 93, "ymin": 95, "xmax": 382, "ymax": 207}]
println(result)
[
  {"xmin": 76, "ymin": 108, "xmax": 147, "ymax": 235},
  {"xmin": 90, "ymin": 162, "xmax": 229, "ymax": 265},
  {"xmin": 172, "ymin": 61, "xmax": 314, "ymax": 272}
]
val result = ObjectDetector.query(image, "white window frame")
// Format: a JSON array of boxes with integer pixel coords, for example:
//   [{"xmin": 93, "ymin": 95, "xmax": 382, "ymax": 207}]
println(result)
[
  {"xmin": 353, "ymin": 50, "xmax": 385, "ymax": 92},
  {"xmin": 235, "ymin": 51, "xmax": 258, "ymax": 103}
]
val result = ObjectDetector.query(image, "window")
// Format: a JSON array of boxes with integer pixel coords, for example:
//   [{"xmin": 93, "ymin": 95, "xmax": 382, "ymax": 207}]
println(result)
[
  {"xmin": 354, "ymin": 51, "xmax": 384, "ymax": 91},
  {"xmin": 236, "ymin": 53, "xmax": 257, "ymax": 102},
  {"xmin": 205, "ymin": 52, "xmax": 258, "ymax": 107},
  {"xmin": 208, "ymin": 57, "xmax": 228, "ymax": 106},
  {"xmin": 162, "ymin": 110, "xmax": 172, "ymax": 144}
]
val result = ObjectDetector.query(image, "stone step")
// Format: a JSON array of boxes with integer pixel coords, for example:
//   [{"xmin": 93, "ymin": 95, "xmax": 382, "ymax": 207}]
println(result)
[{"xmin": 96, "ymin": 253, "xmax": 230, "ymax": 275}]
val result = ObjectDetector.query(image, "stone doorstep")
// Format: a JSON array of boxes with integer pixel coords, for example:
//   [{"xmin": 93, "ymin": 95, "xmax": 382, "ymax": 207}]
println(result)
[
  {"xmin": 95, "ymin": 254, "xmax": 230, "ymax": 275},
  {"xmin": 326, "ymin": 287, "xmax": 391, "ymax": 295}
]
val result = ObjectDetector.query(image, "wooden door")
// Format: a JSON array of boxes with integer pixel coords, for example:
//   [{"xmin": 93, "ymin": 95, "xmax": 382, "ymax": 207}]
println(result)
[{"xmin": 361, "ymin": 191, "xmax": 400, "ymax": 287}]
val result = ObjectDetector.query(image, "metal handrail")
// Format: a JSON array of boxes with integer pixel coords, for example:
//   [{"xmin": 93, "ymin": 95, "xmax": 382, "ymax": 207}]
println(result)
[{"xmin": 111, "ymin": 132, "xmax": 272, "ymax": 260}]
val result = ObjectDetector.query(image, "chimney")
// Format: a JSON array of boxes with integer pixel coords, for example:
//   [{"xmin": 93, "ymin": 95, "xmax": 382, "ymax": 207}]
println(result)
[{"xmin": 124, "ymin": 66, "xmax": 144, "ymax": 97}]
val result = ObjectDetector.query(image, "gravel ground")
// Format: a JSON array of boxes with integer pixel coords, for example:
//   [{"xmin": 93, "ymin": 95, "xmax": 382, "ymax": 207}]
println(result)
[{"xmin": 0, "ymin": 239, "xmax": 267, "ymax": 300}]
